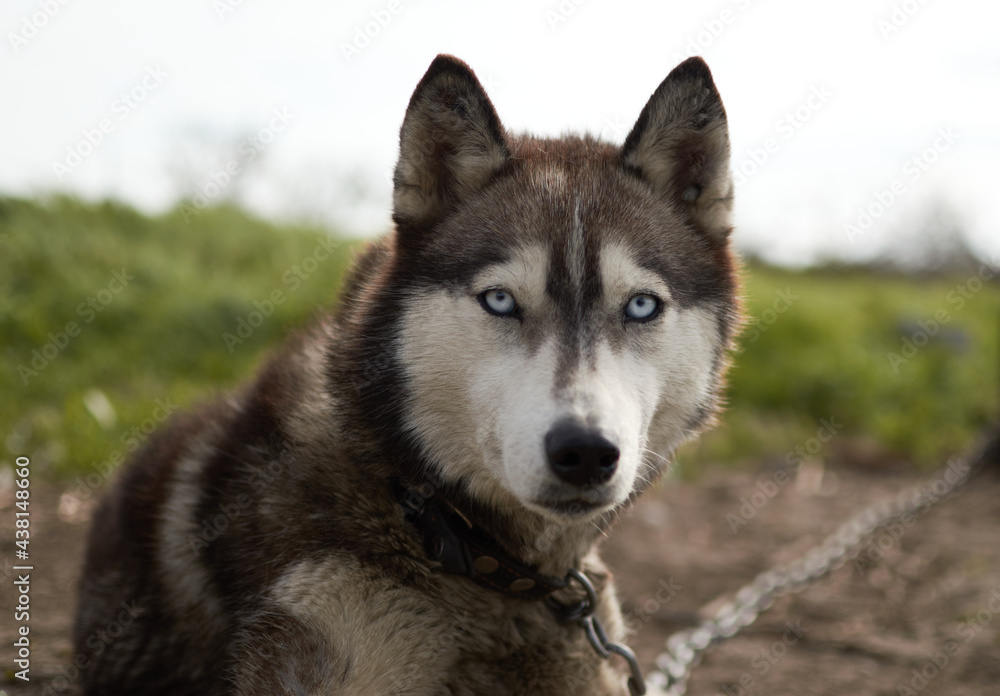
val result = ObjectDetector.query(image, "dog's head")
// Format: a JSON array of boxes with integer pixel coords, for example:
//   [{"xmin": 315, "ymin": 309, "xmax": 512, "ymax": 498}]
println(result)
[{"xmin": 380, "ymin": 55, "xmax": 738, "ymax": 522}]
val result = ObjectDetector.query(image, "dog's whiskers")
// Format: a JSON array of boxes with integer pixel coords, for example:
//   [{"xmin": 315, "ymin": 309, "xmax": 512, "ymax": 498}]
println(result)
[{"xmin": 642, "ymin": 447, "xmax": 671, "ymax": 466}]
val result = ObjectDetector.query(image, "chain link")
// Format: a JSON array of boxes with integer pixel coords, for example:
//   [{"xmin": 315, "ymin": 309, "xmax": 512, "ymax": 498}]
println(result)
[
  {"xmin": 551, "ymin": 569, "xmax": 648, "ymax": 695},
  {"xmin": 643, "ymin": 436, "xmax": 994, "ymax": 696}
]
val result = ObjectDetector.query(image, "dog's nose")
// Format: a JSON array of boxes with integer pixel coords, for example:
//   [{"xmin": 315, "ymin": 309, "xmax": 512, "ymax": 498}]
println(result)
[{"xmin": 545, "ymin": 421, "xmax": 620, "ymax": 487}]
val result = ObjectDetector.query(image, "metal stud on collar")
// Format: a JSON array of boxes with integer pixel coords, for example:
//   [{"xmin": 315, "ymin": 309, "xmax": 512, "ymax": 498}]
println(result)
[{"xmin": 549, "ymin": 568, "xmax": 647, "ymax": 696}]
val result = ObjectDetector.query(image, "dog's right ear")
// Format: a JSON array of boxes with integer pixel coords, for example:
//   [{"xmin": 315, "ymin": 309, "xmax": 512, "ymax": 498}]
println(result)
[
  {"xmin": 392, "ymin": 55, "xmax": 509, "ymax": 246},
  {"xmin": 621, "ymin": 58, "xmax": 733, "ymax": 242}
]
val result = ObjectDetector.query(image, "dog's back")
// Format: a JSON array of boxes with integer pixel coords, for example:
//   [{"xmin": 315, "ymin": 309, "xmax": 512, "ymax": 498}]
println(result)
[
  {"xmin": 75, "ymin": 406, "xmax": 231, "ymax": 693},
  {"xmin": 74, "ymin": 325, "xmax": 382, "ymax": 693}
]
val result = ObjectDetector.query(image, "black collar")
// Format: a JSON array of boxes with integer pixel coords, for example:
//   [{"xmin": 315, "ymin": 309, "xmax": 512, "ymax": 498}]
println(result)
[
  {"xmin": 397, "ymin": 482, "xmax": 570, "ymax": 601},
  {"xmin": 396, "ymin": 482, "xmax": 649, "ymax": 695}
]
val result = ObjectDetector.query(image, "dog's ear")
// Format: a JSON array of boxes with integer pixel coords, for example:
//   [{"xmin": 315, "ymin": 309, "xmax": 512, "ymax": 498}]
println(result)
[
  {"xmin": 622, "ymin": 57, "xmax": 733, "ymax": 241},
  {"xmin": 392, "ymin": 55, "xmax": 509, "ymax": 245}
]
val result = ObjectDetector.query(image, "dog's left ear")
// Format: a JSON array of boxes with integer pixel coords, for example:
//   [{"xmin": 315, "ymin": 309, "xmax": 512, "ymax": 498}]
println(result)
[
  {"xmin": 393, "ymin": 55, "xmax": 510, "ymax": 246},
  {"xmin": 622, "ymin": 57, "xmax": 733, "ymax": 241}
]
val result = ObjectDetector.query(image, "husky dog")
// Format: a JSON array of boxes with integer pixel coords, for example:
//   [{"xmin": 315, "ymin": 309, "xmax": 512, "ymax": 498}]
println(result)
[{"xmin": 74, "ymin": 54, "xmax": 739, "ymax": 695}]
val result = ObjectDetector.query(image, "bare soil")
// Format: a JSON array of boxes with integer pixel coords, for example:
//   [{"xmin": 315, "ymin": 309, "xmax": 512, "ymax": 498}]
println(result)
[{"xmin": 3, "ymin": 457, "xmax": 999, "ymax": 695}]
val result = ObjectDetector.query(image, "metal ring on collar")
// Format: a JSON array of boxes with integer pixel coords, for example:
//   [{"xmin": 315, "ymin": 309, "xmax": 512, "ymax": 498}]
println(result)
[{"xmin": 546, "ymin": 567, "xmax": 599, "ymax": 619}]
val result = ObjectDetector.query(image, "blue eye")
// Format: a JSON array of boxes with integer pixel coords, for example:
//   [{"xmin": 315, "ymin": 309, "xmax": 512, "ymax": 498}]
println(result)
[
  {"xmin": 624, "ymin": 294, "xmax": 660, "ymax": 322},
  {"xmin": 479, "ymin": 289, "xmax": 517, "ymax": 316}
]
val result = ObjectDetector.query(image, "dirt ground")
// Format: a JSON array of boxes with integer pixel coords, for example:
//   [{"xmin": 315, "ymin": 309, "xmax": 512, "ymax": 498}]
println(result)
[{"xmin": 2, "ymin": 454, "xmax": 999, "ymax": 696}]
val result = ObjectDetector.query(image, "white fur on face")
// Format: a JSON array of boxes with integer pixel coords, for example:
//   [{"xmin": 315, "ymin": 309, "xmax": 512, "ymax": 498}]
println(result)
[
  {"xmin": 499, "ymin": 337, "xmax": 649, "ymax": 518},
  {"xmin": 397, "ymin": 246, "xmax": 549, "ymax": 513},
  {"xmin": 398, "ymin": 242, "xmax": 724, "ymax": 520},
  {"xmin": 599, "ymin": 243, "xmax": 723, "ymax": 467}
]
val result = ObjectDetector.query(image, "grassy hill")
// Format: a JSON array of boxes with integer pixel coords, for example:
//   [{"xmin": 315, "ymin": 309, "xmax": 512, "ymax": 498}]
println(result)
[
  {"xmin": 1, "ymin": 196, "xmax": 354, "ymax": 479},
  {"xmin": 1, "ymin": 195, "xmax": 997, "ymax": 482},
  {"xmin": 687, "ymin": 262, "xmax": 999, "ymax": 473}
]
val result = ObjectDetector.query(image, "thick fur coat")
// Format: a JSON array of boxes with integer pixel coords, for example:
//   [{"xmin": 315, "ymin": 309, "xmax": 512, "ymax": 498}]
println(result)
[{"xmin": 74, "ymin": 55, "xmax": 740, "ymax": 695}]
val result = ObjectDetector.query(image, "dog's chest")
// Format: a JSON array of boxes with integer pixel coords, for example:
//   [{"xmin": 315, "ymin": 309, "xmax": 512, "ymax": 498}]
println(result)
[{"xmin": 272, "ymin": 557, "xmax": 628, "ymax": 695}]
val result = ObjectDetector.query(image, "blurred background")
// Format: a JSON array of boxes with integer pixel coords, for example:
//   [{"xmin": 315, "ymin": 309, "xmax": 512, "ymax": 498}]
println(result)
[{"xmin": 1, "ymin": 0, "xmax": 998, "ymax": 480}]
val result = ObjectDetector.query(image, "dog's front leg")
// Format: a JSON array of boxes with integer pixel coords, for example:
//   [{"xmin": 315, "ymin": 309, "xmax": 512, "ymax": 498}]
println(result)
[
  {"xmin": 228, "ymin": 610, "xmax": 350, "ymax": 696},
  {"xmin": 228, "ymin": 606, "xmax": 452, "ymax": 696}
]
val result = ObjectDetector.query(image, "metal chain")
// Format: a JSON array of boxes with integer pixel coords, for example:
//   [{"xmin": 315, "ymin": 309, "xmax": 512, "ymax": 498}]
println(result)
[
  {"xmin": 551, "ymin": 568, "xmax": 648, "ymax": 695},
  {"xmin": 643, "ymin": 434, "xmax": 995, "ymax": 696}
]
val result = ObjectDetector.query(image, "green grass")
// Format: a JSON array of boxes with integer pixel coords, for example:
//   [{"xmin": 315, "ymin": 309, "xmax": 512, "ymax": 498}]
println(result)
[
  {"xmin": 1, "ymin": 195, "xmax": 354, "ymax": 479},
  {"xmin": 1, "ymin": 195, "xmax": 997, "ymax": 481},
  {"xmin": 678, "ymin": 262, "xmax": 999, "ymax": 473}
]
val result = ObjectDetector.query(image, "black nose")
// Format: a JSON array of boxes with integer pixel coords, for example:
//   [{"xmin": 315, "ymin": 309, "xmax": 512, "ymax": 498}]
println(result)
[{"xmin": 545, "ymin": 421, "xmax": 620, "ymax": 487}]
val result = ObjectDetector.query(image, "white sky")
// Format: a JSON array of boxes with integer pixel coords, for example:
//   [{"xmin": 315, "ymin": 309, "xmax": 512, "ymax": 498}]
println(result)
[{"xmin": 2, "ymin": 0, "xmax": 998, "ymax": 266}]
